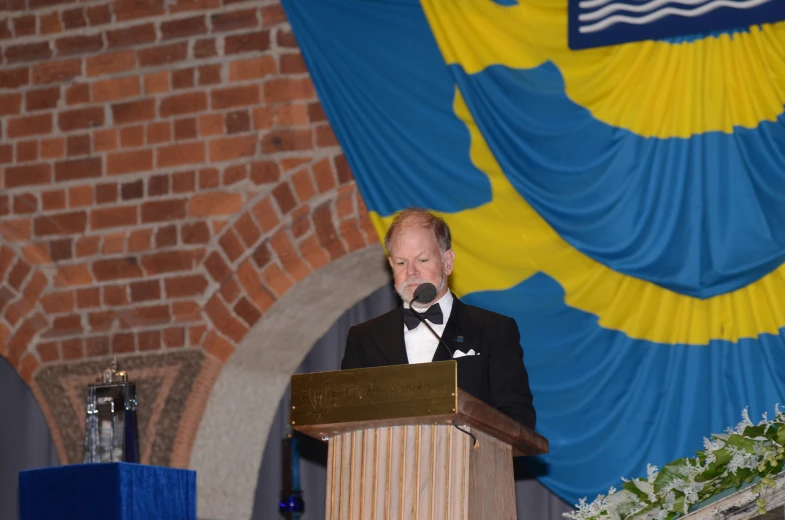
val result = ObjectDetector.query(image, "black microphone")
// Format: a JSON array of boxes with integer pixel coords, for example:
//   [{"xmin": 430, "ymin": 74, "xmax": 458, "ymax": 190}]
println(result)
[
  {"xmin": 409, "ymin": 283, "xmax": 453, "ymax": 359},
  {"xmin": 412, "ymin": 282, "xmax": 437, "ymax": 304}
]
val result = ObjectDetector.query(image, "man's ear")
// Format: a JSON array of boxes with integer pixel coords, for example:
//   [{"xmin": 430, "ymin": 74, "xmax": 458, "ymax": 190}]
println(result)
[
  {"xmin": 443, "ymin": 249, "xmax": 455, "ymax": 275},
  {"xmin": 388, "ymin": 256, "xmax": 394, "ymax": 270}
]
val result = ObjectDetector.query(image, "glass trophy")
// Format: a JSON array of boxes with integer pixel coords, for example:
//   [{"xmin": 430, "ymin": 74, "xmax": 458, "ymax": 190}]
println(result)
[{"xmin": 83, "ymin": 358, "xmax": 140, "ymax": 463}]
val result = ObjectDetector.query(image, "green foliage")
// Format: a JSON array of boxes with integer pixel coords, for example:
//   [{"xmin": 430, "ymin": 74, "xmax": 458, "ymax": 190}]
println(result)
[{"xmin": 564, "ymin": 406, "xmax": 785, "ymax": 520}]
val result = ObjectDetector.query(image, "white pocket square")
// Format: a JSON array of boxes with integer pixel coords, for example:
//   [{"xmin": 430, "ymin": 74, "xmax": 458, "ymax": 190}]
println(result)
[{"xmin": 453, "ymin": 348, "xmax": 477, "ymax": 358}]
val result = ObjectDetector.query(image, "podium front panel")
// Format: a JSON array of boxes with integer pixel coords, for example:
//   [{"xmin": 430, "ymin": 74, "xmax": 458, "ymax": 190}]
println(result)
[
  {"xmin": 291, "ymin": 361, "xmax": 458, "ymax": 435},
  {"xmin": 323, "ymin": 424, "xmax": 516, "ymax": 520}
]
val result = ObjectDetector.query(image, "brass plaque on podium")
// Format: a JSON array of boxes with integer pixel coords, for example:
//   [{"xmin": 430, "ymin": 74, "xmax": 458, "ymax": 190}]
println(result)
[{"xmin": 290, "ymin": 360, "xmax": 458, "ymax": 429}]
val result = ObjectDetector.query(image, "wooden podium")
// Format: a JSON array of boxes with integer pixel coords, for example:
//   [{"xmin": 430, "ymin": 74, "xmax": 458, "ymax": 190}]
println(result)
[{"xmin": 290, "ymin": 360, "xmax": 548, "ymax": 519}]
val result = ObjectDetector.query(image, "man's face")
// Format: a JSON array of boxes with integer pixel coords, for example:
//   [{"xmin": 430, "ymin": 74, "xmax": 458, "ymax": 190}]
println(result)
[{"xmin": 388, "ymin": 221, "xmax": 454, "ymax": 306}]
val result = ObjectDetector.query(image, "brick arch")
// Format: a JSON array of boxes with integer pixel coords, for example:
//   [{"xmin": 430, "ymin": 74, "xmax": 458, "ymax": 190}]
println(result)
[
  {"xmin": 198, "ymin": 165, "xmax": 375, "ymax": 362},
  {"xmin": 0, "ymin": 241, "xmax": 50, "ymax": 383},
  {"xmin": 191, "ymin": 244, "xmax": 390, "ymax": 519},
  {"xmin": 175, "ymin": 161, "xmax": 378, "ymax": 472},
  {"xmin": 0, "ymin": 0, "xmax": 386, "ymax": 476}
]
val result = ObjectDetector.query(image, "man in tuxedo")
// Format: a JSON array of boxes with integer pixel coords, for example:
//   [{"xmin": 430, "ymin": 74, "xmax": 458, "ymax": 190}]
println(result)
[{"xmin": 341, "ymin": 208, "xmax": 536, "ymax": 429}]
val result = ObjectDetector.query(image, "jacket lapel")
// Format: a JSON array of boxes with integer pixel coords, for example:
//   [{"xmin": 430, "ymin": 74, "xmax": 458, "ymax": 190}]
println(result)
[
  {"xmin": 377, "ymin": 306, "xmax": 409, "ymax": 365},
  {"xmin": 431, "ymin": 294, "xmax": 463, "ymax": 362}
]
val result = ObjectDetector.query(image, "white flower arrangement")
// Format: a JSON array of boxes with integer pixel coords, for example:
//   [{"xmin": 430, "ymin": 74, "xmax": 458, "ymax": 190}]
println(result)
[{"xmin": 564, "ymin": 406, "xmax": 785, "ymax": 520}]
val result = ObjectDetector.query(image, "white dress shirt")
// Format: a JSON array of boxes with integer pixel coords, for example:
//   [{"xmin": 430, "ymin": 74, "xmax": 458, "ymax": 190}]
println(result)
[{"xmin": 404, "ymin": 291, "xmax": 454, "ymax": 364}]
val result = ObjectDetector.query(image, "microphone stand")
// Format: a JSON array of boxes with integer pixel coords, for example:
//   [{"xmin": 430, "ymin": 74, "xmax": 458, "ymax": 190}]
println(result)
[{"xmin": 410, "ymin": 293, "xmax": 478, "ymax": 447}]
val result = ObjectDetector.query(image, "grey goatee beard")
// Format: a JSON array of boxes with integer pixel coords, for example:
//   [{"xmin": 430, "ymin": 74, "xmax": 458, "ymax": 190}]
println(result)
[{"xmin": 396, "ymin": 273, "xmax": 447, "ymax": 308}]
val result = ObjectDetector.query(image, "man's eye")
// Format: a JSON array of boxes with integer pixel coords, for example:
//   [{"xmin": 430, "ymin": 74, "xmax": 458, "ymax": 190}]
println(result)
[{"xmin": 419, "ymin": 259, "xmax": 428, "ymax": 262}]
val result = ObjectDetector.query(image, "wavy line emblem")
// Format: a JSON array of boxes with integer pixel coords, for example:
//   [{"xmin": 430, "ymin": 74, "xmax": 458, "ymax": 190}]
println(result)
[{"xmin": 577, "ymin": 0, "xmax": 773, "ymax": 34}]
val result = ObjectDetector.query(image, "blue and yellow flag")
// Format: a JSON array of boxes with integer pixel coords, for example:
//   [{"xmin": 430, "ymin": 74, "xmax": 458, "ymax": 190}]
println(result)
[{"xmin": 283, "ymin": 0, "xmax": 785, "ymax": 503}]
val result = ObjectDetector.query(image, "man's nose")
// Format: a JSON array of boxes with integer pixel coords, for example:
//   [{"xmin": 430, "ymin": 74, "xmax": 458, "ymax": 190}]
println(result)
[{"xmin": 406, "ymin": 261, "xmax": 418, "ymax": 277}]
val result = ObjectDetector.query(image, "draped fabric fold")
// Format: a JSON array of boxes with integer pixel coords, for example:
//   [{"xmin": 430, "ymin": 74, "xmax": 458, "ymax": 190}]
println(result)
[{"xmin": 282, "ymin": 0, "xmax": 785, "ymax": 505}]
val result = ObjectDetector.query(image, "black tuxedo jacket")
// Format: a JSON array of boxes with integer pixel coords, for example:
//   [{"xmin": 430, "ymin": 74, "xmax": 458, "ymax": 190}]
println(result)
[{"xmin": 341, "ymin": 295, "xmax": 536, "ymax": 429}]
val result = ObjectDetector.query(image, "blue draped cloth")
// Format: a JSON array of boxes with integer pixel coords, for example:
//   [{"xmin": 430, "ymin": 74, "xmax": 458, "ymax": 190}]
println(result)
[
  {"xmin": 282, "ymin": 0, "xmax": 785, "ymax": 506},
  {"xmin": 18, "ymin": 463, "xmax": 196, "ymax": 520}
]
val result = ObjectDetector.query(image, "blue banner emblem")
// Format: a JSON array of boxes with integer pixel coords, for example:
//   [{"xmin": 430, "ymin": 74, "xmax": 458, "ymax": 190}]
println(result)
[
  {"xmin": 569, "ymin": 0, "xmax": 785, "ymax": 49},
  {"xmin": 283, "ymin": 0, "xmax": 785, "ymax": 506}
]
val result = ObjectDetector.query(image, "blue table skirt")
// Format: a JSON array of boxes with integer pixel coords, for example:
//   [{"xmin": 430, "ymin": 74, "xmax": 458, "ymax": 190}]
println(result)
[{"xmin": 19, "ymin": 463, "xmax": 196, "ymax": 520}]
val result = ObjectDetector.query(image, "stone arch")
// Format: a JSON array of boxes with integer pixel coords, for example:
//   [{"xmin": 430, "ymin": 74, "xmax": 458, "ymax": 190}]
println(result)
[{"xmin": 190, "ymin": 244, "xmax": 390, "ymax": 520}]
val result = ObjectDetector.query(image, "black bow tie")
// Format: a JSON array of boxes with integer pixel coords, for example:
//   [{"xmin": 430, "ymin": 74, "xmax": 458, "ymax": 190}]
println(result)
[{"xmin": 404, "ymin": 304, "xmax": 443, "ymax": 330}]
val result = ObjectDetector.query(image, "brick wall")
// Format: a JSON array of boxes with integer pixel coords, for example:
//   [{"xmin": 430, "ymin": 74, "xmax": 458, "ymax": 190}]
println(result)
[{"xmin": 0, "ymin": 0, "xmax": 377, "ymax": 464}]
